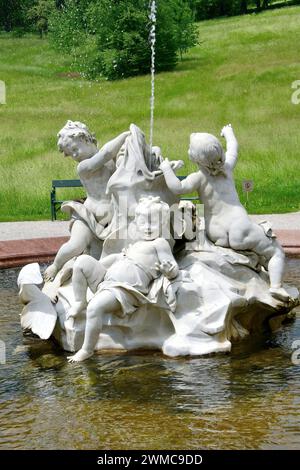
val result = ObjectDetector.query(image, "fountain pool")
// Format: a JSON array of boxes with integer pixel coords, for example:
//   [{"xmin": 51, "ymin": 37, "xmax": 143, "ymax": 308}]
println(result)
[{"xmin": 0, "ymin": 260, "xmax": 299, "ymax": 450}]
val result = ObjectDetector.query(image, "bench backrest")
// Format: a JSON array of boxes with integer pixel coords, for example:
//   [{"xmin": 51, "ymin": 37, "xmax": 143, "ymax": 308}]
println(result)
[
  {"xmin": 52, "ymin": 176, "xmax": 186, "ymax": 188},
  {"xmin": 51, "ymin": 175, "xmax": 197, "ymax": 220},
  {"xmin": 52, "ymin": 179, "xmax": 83, "ymax": 188}
]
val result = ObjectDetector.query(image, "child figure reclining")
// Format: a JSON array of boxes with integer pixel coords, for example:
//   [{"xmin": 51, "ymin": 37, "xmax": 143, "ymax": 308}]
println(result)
[
  {"xmin": 160, "ymin": 124, "xmax": 289, "ymax": 302},
  {"xmin": 67, "ymin": 196, "xmax": 179, "ymax": 363}
]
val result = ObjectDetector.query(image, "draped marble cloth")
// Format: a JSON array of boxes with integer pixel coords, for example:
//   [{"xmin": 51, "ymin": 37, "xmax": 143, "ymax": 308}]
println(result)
[
  {"xmin": 101, "ymin": 124, "xmax": 181, "ymax": 255},
  {"xmin": 106, "ymin": 123, "xmax": 179, "ymax": 211}
]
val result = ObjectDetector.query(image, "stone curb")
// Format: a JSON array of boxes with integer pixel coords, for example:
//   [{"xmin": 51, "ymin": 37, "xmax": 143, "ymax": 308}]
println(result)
[
  {"xmin": 0, "ymin": 237, "xmax": 68, "ymax": 268},
  {"xmin": 276, "ymin": 230, "xmax": 300, "ymax": 257}
]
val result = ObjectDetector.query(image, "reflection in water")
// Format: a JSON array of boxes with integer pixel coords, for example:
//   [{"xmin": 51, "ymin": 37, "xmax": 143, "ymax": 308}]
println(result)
[{"xmin": 0, "ymin": 261, "xmax": 299, "ymax": 449}]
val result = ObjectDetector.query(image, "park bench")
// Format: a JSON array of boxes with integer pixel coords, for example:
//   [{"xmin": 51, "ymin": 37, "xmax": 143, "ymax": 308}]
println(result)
[
  {"xmin": 51, "ymin": 179, "xmax": 83, "ymax": 221},
  {"xmin": 50, "ymin": 176, "xmax": 199, "ymax": 221}
]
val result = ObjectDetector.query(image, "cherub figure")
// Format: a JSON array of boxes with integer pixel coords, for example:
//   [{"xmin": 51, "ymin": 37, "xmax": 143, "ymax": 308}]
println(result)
[
  {"xmin": 159, "ymin": 124, "xmax": 289, "ymax": 302},
  {"xmin": 44, "ymin": 121, "xmax": 129, "ymax": 281},
  {"xmin": 67, "ymin": 196, "xmax": 179, "ymax": 362}
]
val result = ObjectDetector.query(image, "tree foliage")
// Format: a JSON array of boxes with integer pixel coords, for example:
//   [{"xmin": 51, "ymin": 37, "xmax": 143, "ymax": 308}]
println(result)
[
  {"xmin": 49, "ymin": 0, "xmax": 198, "ymax": 80},
  {"xmin": 27, "ymin": 0, "xmax": 56, "ymax": 37},
  {"xmin": 1, "ymin": 0, "xmax": 298, "ymax": 33},
  {"xmin": 0, "ymin": 0, "xmax": 59, "ymax": 34},
  {"xmin": 0, "ymin": 0, "xmax": 32, "ymax": 32}
]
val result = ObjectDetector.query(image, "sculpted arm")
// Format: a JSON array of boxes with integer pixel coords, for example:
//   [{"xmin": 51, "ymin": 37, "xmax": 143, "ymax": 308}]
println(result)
[
  {"xmin": 159, "ymin": 159, "xmax": 201, "ymax": 195},
  {"xmin": 221, "ymin": 124, "xmax": 239, "ymax": 170},
  {"xmin": 78, "ymin": 131, "xmax": 130, "ymax": 174}
]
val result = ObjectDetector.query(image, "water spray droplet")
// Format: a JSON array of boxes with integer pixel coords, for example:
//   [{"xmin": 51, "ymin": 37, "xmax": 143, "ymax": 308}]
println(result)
[{"xmin": 149, "ymin": 0, "xmax": 156, "ymax": 154}]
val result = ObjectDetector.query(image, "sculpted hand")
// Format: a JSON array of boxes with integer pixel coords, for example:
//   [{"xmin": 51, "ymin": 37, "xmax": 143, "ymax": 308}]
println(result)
[
  {"xmin": 44, "ymin": 264, "xmax": 58, "ymax": 282},
  {"xmin": 170, "ymin": 160, "xmax": 184, "ymax": 172},
  {"xmin": 220, "ymin": 124, "xmax": 233, "ymax": 138},
  {"xmin": 66, "ymin": 300, "xmax": 87, "ymax": 320},
  {"xmin": 159, "ymin": 158, "xmax": 172, "ymax": 172},
  {"xmin": 155, "ymin": 260, "xmax": 178, "ymax": 279}
]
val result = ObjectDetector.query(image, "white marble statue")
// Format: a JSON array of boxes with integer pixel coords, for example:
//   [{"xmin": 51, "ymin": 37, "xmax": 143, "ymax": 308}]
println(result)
[
  {"xmin": 18, "ymin": 122, "xmax": 299, "ymax": 361},
  {"xmin": 67, "ymin": 196, "xmax": 179, "ymax": 362},
  {"xmin": 160, "ymin": 124, "xmax": 289, "ymax": 302},
  {"xmin": 44, "ymin": 121, "xmax": 130, "ymax": 282}
]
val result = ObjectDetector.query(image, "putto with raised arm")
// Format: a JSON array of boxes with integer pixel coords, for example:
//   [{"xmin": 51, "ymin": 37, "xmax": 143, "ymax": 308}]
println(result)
[{"xmin": 160, "ymin": 124, "xmax": 289, "ymax": 301}]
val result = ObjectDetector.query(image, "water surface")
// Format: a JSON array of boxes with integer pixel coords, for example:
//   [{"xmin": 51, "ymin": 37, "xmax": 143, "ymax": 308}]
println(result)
[{"xmin": 0, "ymin": 261, "xmax": 299, "ymax": 449}]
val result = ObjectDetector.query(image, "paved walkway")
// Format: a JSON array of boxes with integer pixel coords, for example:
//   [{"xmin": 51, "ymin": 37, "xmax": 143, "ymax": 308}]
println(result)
[
  {"xmin": 0, "ymin": 221, "xmax": 70, "ymax": 241},
  {"xmin": 1, "ymin": 213, "xmax": 300, "ymax": 240},
  {"xmin": 0, "ymin": 213, "xmax": 299, "ymax": 268},
  {"xmin": 250, "ymin": 212, "xmax": 300, "ymax": 230}
]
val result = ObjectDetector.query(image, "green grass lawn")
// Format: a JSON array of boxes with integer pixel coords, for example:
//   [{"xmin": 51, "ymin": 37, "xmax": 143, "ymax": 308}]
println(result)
[{"xmin": 0, "ymin": 6, "xmax": 300, "ymax": 221}]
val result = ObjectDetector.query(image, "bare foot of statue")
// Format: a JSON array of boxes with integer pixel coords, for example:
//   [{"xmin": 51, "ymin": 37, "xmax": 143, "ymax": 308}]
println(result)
[
  {"xmin": 66, "ymin": 300, "xmax": 87, "ymax": 320},
  {"xmin": 269, "ymin": 287, "xmax": 290, "ymax": 302},
  {"xmin": 67, "ymin": 349, "xmax": 93, "ymax": 363},
  {"xmin": 44, "ymin": 264, "xmax": 58, "ymax": 282}
]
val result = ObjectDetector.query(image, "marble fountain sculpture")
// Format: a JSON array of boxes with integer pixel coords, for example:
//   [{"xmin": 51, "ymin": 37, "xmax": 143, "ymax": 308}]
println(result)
[{"xmin": 18, "ymin": 122, "xmax": 299, "ymax": 362}]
